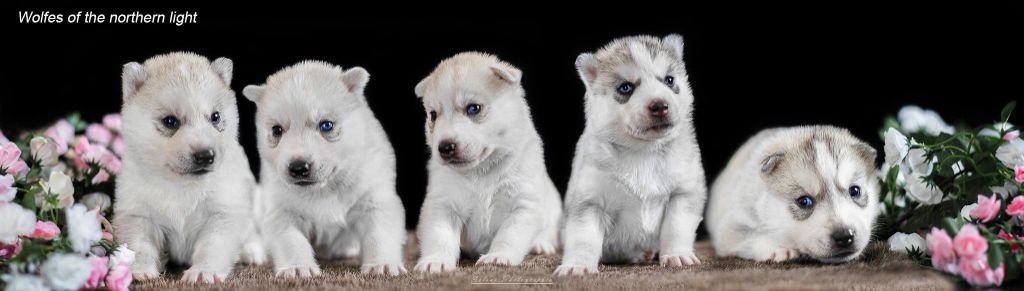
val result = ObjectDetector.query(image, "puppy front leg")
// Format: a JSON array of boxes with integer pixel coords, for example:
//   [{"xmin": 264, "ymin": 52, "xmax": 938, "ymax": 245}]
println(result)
[
  {"xmin": 413, "ymin": 198, "xmax": 462, "ymax": 273},
  {"xmin": 353, "ymin": 193, "xmax": 407, "ymax": 276},
  {"xmin": 554, "ymin": 205, "xmax": 604, "ymax": 276},
  {"xmin": 476, "ymin": 204, "xmax": 542, "ymax": 266},
  {"xmin": 112, "ymin": 214, "xmax": 163, "ymax": 280},
  {"xmin": 266, "ymin": 218, "xmax": 321, "ymax": 278},
  {"xmin": 182, "ymin": 212, "xmax": 246, "ymax": 283},
  {"xmin": 659, "ymin": 191, "xmax": 705, "ymax": 267}
]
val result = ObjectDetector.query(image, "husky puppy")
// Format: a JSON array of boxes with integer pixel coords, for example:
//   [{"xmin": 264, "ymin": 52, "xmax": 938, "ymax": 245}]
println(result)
[
  {"xmin": 243, "ymin": 61, "xmax": 407, "ymax": 277},
  {"xmin": 706, "ymin": 126, "xmax": 879, "ymax": 263},
  {"xmin": 413, "ymin": 52, "xmax": 562, "ymax": 273},
  {"xmin": 555, "ymin": 35, "xmax": 707, "ymax": 276},
  {"xmin": 113, "ymin": 52, "xmax": 256, "ymax": 283}
]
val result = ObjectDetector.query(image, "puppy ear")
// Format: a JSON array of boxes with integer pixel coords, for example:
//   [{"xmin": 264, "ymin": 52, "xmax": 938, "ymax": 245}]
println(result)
[
  {"xmin": 121, "ymin": 62, "xmax": 147, "ymax": 102},
  {"xmin": 852, "ymin": 142, "xmax": 878, "ymax": 167},
  {"xmin": 211, "ymin": 57, "xmax": 233, "ymax": 85},
  {"xmin": 242, "ymin": 85, "xmax": 264, "ymax": 103},
  {"xmin": 490, "ymin": 65, "xmax": 521, "ymax": 84},
  {"xmin": 414, "ymin": 77, "xmax": 429, "ymax": 98},
  {"xmin": 662, "ymin": 34, "xmax": 685, "ymax": 60},
  {"xmin": 760, "ymin": 153, "xmax": 784, "ymax": 174},
  {"xmin": 342, "ymin": 67, "xmax": 370, "ymax": 94},
  {"xmin": 575, "ymin": 53, "xmax": 599, "ymax": 88}
]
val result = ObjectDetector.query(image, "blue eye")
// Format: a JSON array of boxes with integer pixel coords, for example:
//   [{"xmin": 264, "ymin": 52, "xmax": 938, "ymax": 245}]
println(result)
[
  {"xmin": 849, "ymin": 185, "xmax": 862, "ymax": 198},
  {"xmin": 162, "ymin": 116, "xmax": 180, "ymax": 129},
  {"xmin": 466, "ymin": 104, "xmax": 481, "ymax": 116},
  {"xmin": 319, "ymin": 120, "xmax": 334, "ymax": 132},
  {"xmin": 617, "ymin": 82, "xmax": 635, "ymax": 95},
  {"xmin": 796, "ymin": 195, "xmax": 815, "ymax": 209}
]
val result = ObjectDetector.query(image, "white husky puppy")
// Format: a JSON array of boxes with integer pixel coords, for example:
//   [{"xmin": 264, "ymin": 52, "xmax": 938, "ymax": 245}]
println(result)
[
  {"xmin": 413, "ymin": 52, "xmax": 562, "ymax": 273},
  {"xmin": 113, "ymin": 52, "xmax": 256, "ymax": 283},
  {"xmin": 706, "ymin": 126, "xmax": 879, "ymax": 263},
  {"xmin": 555, "ymin": 35, "xmax": 707, "ymax": 276},
  {"xmin": 243, "ymin": 61, "xmax": 407, "ymax": 277}
]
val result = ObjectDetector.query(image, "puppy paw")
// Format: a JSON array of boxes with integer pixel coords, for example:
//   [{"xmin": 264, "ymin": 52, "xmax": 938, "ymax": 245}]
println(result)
[
  {"xmin": 274, "ymin": 265, "xmax": 322, "ymax": 278},
  {"xmin": 361, "ymin": 263, "xmax": 407, "ymax": 276},
  {"xmin": 180, "ymin": 268, "xmax": 227, "ymax": 284},
  {"xmin": 413, "ymin": 260, "xmax": 456, "ymax": 273},
  {"xmin": 531, "ymin": 241, "xmax": 557, "ymax": 255},
  {"xmin": 239, "ymin": 242, "xmax": 268, "ymax": 265},
  {"xmin": 764, "ymin": 248, "xmax": 800, "ymax": 263},
  {"xmin": 476, "ymin": 253, "xmax": 522, "ymax": 266},
  {"xmin": 660, "ymin": 252, "xmax": 702, "ymax": 267},
  {"xmin": 553, "ymin": 264, "xmax": 599, "ymax": 276},
  {"xmin": 131, "ymin": 264, "xmax": 161, "ymax": 281}
]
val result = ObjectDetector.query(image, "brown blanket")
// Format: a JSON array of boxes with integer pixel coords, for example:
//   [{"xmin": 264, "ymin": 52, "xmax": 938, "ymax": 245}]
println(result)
[{"xmin": 133, "ymin": 233, "xmax": 954, "ymax": 290}]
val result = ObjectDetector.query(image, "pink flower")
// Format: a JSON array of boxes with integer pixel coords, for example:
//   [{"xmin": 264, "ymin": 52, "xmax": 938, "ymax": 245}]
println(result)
[
  {"xmin": 44, "ymin": 127, "xmax": 69, "ymax": 155},
  {"xmin": 928, "ymin": 227, "xmax": 959, "ymax": 274},
  {"xmin": 959, "ymin": 256, "xmax": 1005, "ymax": 287},
  {"xmin": 102, "ymin": 231, "xmax": 114, "ymax": 241},
  {"xmin": 1016, "ymin": 165, "xmax": 1024, "ymax": 183},
  {"xmin": 105, "ymin": 262, "xmax": 133, "ymax": 291},
  {"xmin": 0, "ymin": 174, "xmax": 15, "ymax": 202},
  {"xmin": 0, "ymin": 129, "xmax": 7, "ymax": 144},
  {"xmin": 91, "ymin": 170, "xmax": 110, "ymax": 184},
  {"xmin": 998, "ymin": 230, "xmax": 1021, "ymax": 252},
  {"xmin": 99, "ymin": 153, "xmax": 121, "ymax": 175},
  {"xmin": 1006, "ymin": 131, "xmax": 1021, "ymax": 141},
  {"xmin": 82, "ymin": 255, "xmax": 109, "ymax": 289},
  {"xmin": 103, "ymin": 114, "xmax": 122, "ymax": 132},
  {"xmin": 85, "ymin": 124, "xmax": 113, "ymax": 146},
  {"xmin": 0, "ymin": 142, "xmax": 22, "ymax": 171},
  {"xmin": 0, "ymin": 238, "xmax": 21, "ymax": 259},
  {"xmin": 970, "ymin": 195, "xmax": 1001, "ymax": 222},
  {"xmin": 29, "ymin": 220, "xmax": 60, "ymax": 240},
  {"xmin": 5, "ymin": 160, "xmax": 27, "ymax": 179},
  {"xmin": 112, "ymin": 137, "xmax": 124, "ymax": 156},
  {"xmin": 1008, "ymin": 196, "xmax": 1024, "ymax": 217},
  {"xmin": 954, "ymin": 224, "xmax": 989, "ymax": 260}
]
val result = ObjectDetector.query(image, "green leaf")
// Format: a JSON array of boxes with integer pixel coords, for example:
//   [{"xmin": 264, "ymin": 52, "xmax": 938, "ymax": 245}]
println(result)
[
  {"xmin": 989, "ymin": 240, "xmax": 1005, "ymax": 269},
  {"xmin": 942, "ymin": 217, "xmax": 962, "ymax": 236},
  {"xmin": 21, "ymin": 188, "xmax": 36, "ymax": 213},
  {"xmin": 1001, "ymin": 101, "xmax": 1017, "ymax": 123}
]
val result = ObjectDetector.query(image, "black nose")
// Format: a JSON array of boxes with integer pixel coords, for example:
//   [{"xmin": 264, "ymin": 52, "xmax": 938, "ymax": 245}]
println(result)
[
  {"xmin": 648, "ymin": 100, "xmax": 669, "ymax": 117},
  {"xmin": 438, "ymin": 140, "xmax": 458, "ymax": 159},
  {"xmin": 192, "ymin": 149, "xmax": 215, "ymax": 167},
  {"xmin": 288, "ymin": 160, "xmax": 311, "ymax": 179},
  {"xmin": 831, "ymin": 228, "xmax": 855, "ymax": 249}
]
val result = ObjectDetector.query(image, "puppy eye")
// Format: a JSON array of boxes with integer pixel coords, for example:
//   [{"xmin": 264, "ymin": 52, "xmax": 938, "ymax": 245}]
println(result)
[
  {"xmin": 210, "ymin": 111, "xmax": 221, "ymax": 124},
  {"xmin": 466, "ymin": 104, "xmax": 482, "ymax": 116},
  {"xmin": 849, "ymin": 185, "xmax": 862, "ymax": 198},
  {"xmin": 162, "ymin": 116, "xmax": 180, "ymax": 129},
  {"xmin": 429, "ymin": 111, "xmax": 437, "ymax": 122},
  {"xmin": 796, "ymin": 195, "xmax": 815, "ymax": 209},
  {"xmin": 617, "ymin": 82, "xmax": 635, "ymax": 95},
  {"xmin": 271, "ymin": 125, "xmax": 284, "ymax": 137},
  {"xmin": 319, "ymin": 120, "xmax": 334, "ymax": 132},
  {"xmin": 664, "ymin": 75, "xmax": 675, "ymax": 86}
]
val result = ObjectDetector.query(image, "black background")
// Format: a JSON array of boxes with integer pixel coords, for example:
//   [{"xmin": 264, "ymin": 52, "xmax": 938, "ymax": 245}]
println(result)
[{"xmin": 2, "ymin": 3, "xmax": 1021, "ymax": 229}]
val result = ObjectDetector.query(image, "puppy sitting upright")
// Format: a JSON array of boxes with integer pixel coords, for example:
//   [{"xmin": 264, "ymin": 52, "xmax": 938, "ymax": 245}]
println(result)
[
  {"xmin": 413, "ymin": 52, "xmax": 562, "ymax": 273},
  {"xmin": 113, "ymin": 52, "xmax": 256, "ymax": 283},
  {"xmin": 556, "ymin": 35, "xmax": 707, "ymax": 276},
  {"xmin": 243, "ymin": 61, "xmax": 406, "ymax": 277},
  {"xmin": 706, "ymin": 126, "xmax": 879, "ymax": 263}
]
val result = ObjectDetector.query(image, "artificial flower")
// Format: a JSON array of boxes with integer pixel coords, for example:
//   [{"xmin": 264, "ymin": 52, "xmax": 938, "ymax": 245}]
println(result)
[
  {"xmin": 39, "ymin": 253, "xmax": 93, "ymax": 290},
  {"xmin": 0, "ymin": 174, "xmax": 15, "ymax": 202},
  {"xmin": 30, "ymin": 136, "xmax": 61, "ymax": 168},
  {"xmin": 2, "ymin": 273, "xmax": 49, "ymax": 291},
  {"xmin": 1008, "ymin": 196, "xmax": 1024, "ymax": 217},
  {"xmin": 0, "ymin": 203, "xmax": 36, "ymax": 244},
  {"xmin": 66, "ymin": 204, "xmax": 103, "ymax": 254},
  {"xmin": 996, "ymin": 139, "xmax": 1024, "ymax": 168},
  {"xmin": 105, "ymin": 262, "xmax": 133, "ymax": 291},
  {"xmin": 904, "ymin": 172, "xmax": 942, "ymax": 205},
  {"xmin": 0, "ymin": 239, "xmax": 22, "ymax": 259},
  {"xmin": 970, "ymin": 195, "xmax": 1000, "ymax": 222},
  {"xmin": 888, "ymin": 232, "xmax": 927, "ymax": 253},
  {"xmin": 103, "ymin": 113, "xmax": 122, "ymax": 132},
  {"xmin": 959, "ymin": 257, "xmax": 1005, "ymax": 287},
  {"xmin": 85, "ymin": 124, "xmax": 113, "ymax": 146},
  {"xmin": 898, "ymin": 105, "xmax": 954, "ymax": 135},
  {"xmin": 28, "ymin": 220, "xmax": 60, "ymax": 240},
  {"xmin": 953, "ymin": 224, "xmax": 988, "ymax": 260},
  {"xmin": 82, "ymin": 255, "xmax": 109, "ymax": 289},
  {"xmin": 884, "ymin": 128, "xmax": 910, "ymax": 166},
  {"xmin": 40, "ymin": 171, "xmax": 75, "ymax": 210},
  {"xmin": 927, "ymin": 227, "xmax": 958, "ymax": 274},
  {"xmin": 998, "ymin": 230, "xmax": 1021, "ymax": 252}
]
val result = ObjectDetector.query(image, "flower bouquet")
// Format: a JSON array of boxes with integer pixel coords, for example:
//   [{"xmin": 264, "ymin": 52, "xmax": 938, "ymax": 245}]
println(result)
[
  {"xmin": 877, "ymin": 102, "xmax": 1023, "ymax": 287},
  {"xmin": 0, "ymin": 113, "xmax": 134, "ymax": 291}
]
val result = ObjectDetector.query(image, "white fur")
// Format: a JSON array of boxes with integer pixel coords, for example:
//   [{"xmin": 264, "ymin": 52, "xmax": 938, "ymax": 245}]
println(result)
[
  {"xmin": 113, "ymin": 52, "xmax": 256, "ymax": 284},
  {"xmin": 243, "ymin": 61, "xmax": 407, "ymax": 277},
  {"xmin": 556, "ymin": 35, "xmax": 707, "ymax": 276},
  {"xmin": 706, "ymin": 126, "xmax": 879, "ymax": 263},
  {"xmin": 413, "ymin": 52, "xmax": 562, "ymax": 273}
]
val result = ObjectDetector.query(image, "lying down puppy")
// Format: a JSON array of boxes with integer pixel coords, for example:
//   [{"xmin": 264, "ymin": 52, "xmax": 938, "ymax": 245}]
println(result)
[{"xmin": 706, "ymin": 125, "xmax": 879, "ymax": 263}]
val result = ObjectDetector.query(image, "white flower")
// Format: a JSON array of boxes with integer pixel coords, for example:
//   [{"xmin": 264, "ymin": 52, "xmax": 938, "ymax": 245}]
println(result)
[
  {"xmin": 898, "ymin": 105, "xmax": 954, "ymax": 135},
  {"xmin": 109, "ymin": 244, "xmax": 136, "ymax": 267},
  {"xmin": 888, "ymin": 232, "xmax": 927, "ymax": 253},
  {"xmin": 81, "ymin": 192, "xmax": 111, "ymax": 213},
  {"xmin": 0, "ymin": 202, "xmax": 36, "ymax": 244},
  {"xmin": 2, "ymin": 273, "xmax": 49, "ymax": 291},
  {"xmin": 40, "ymin": 172, "xmax": 74, "ymax": 210},
  {"xmin": 65, "ymin": 204, "xmax": 102, "ymax": 254},
  {"xmin": 979, "ymin": 122, "xmax": 1016, "ymax": 138},
  {"xmin": 0, "ymin": 174, "xmax": 16, "ymax": 202},
  {"xmin": 40, "ymin": 253, "xmax": 92, "ymax": 290},
  {"xmin": 904, "ymin": 170, "xmax": 942, "ymax": 205},
  {"xmin": 992, "ymin": 181, "xmax": 1019, "ymax": 199},
  {"xmin": 996, "ymin": 139, "xmax": 1024, "ymax": 168},
  {"xmin": 905, "ymin": 140, "xmax": 935, "ymax": 176},
  {"xmin": 30, "ymin": 136, "xmax": 60, "ymax": 168},
  {"xmin": 961, "ymin": 203, "xmax": 979, "ymax": 220},
  {"xmin": 884, "ymin": 128, "xmax": 910, "ymax": 166}
]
